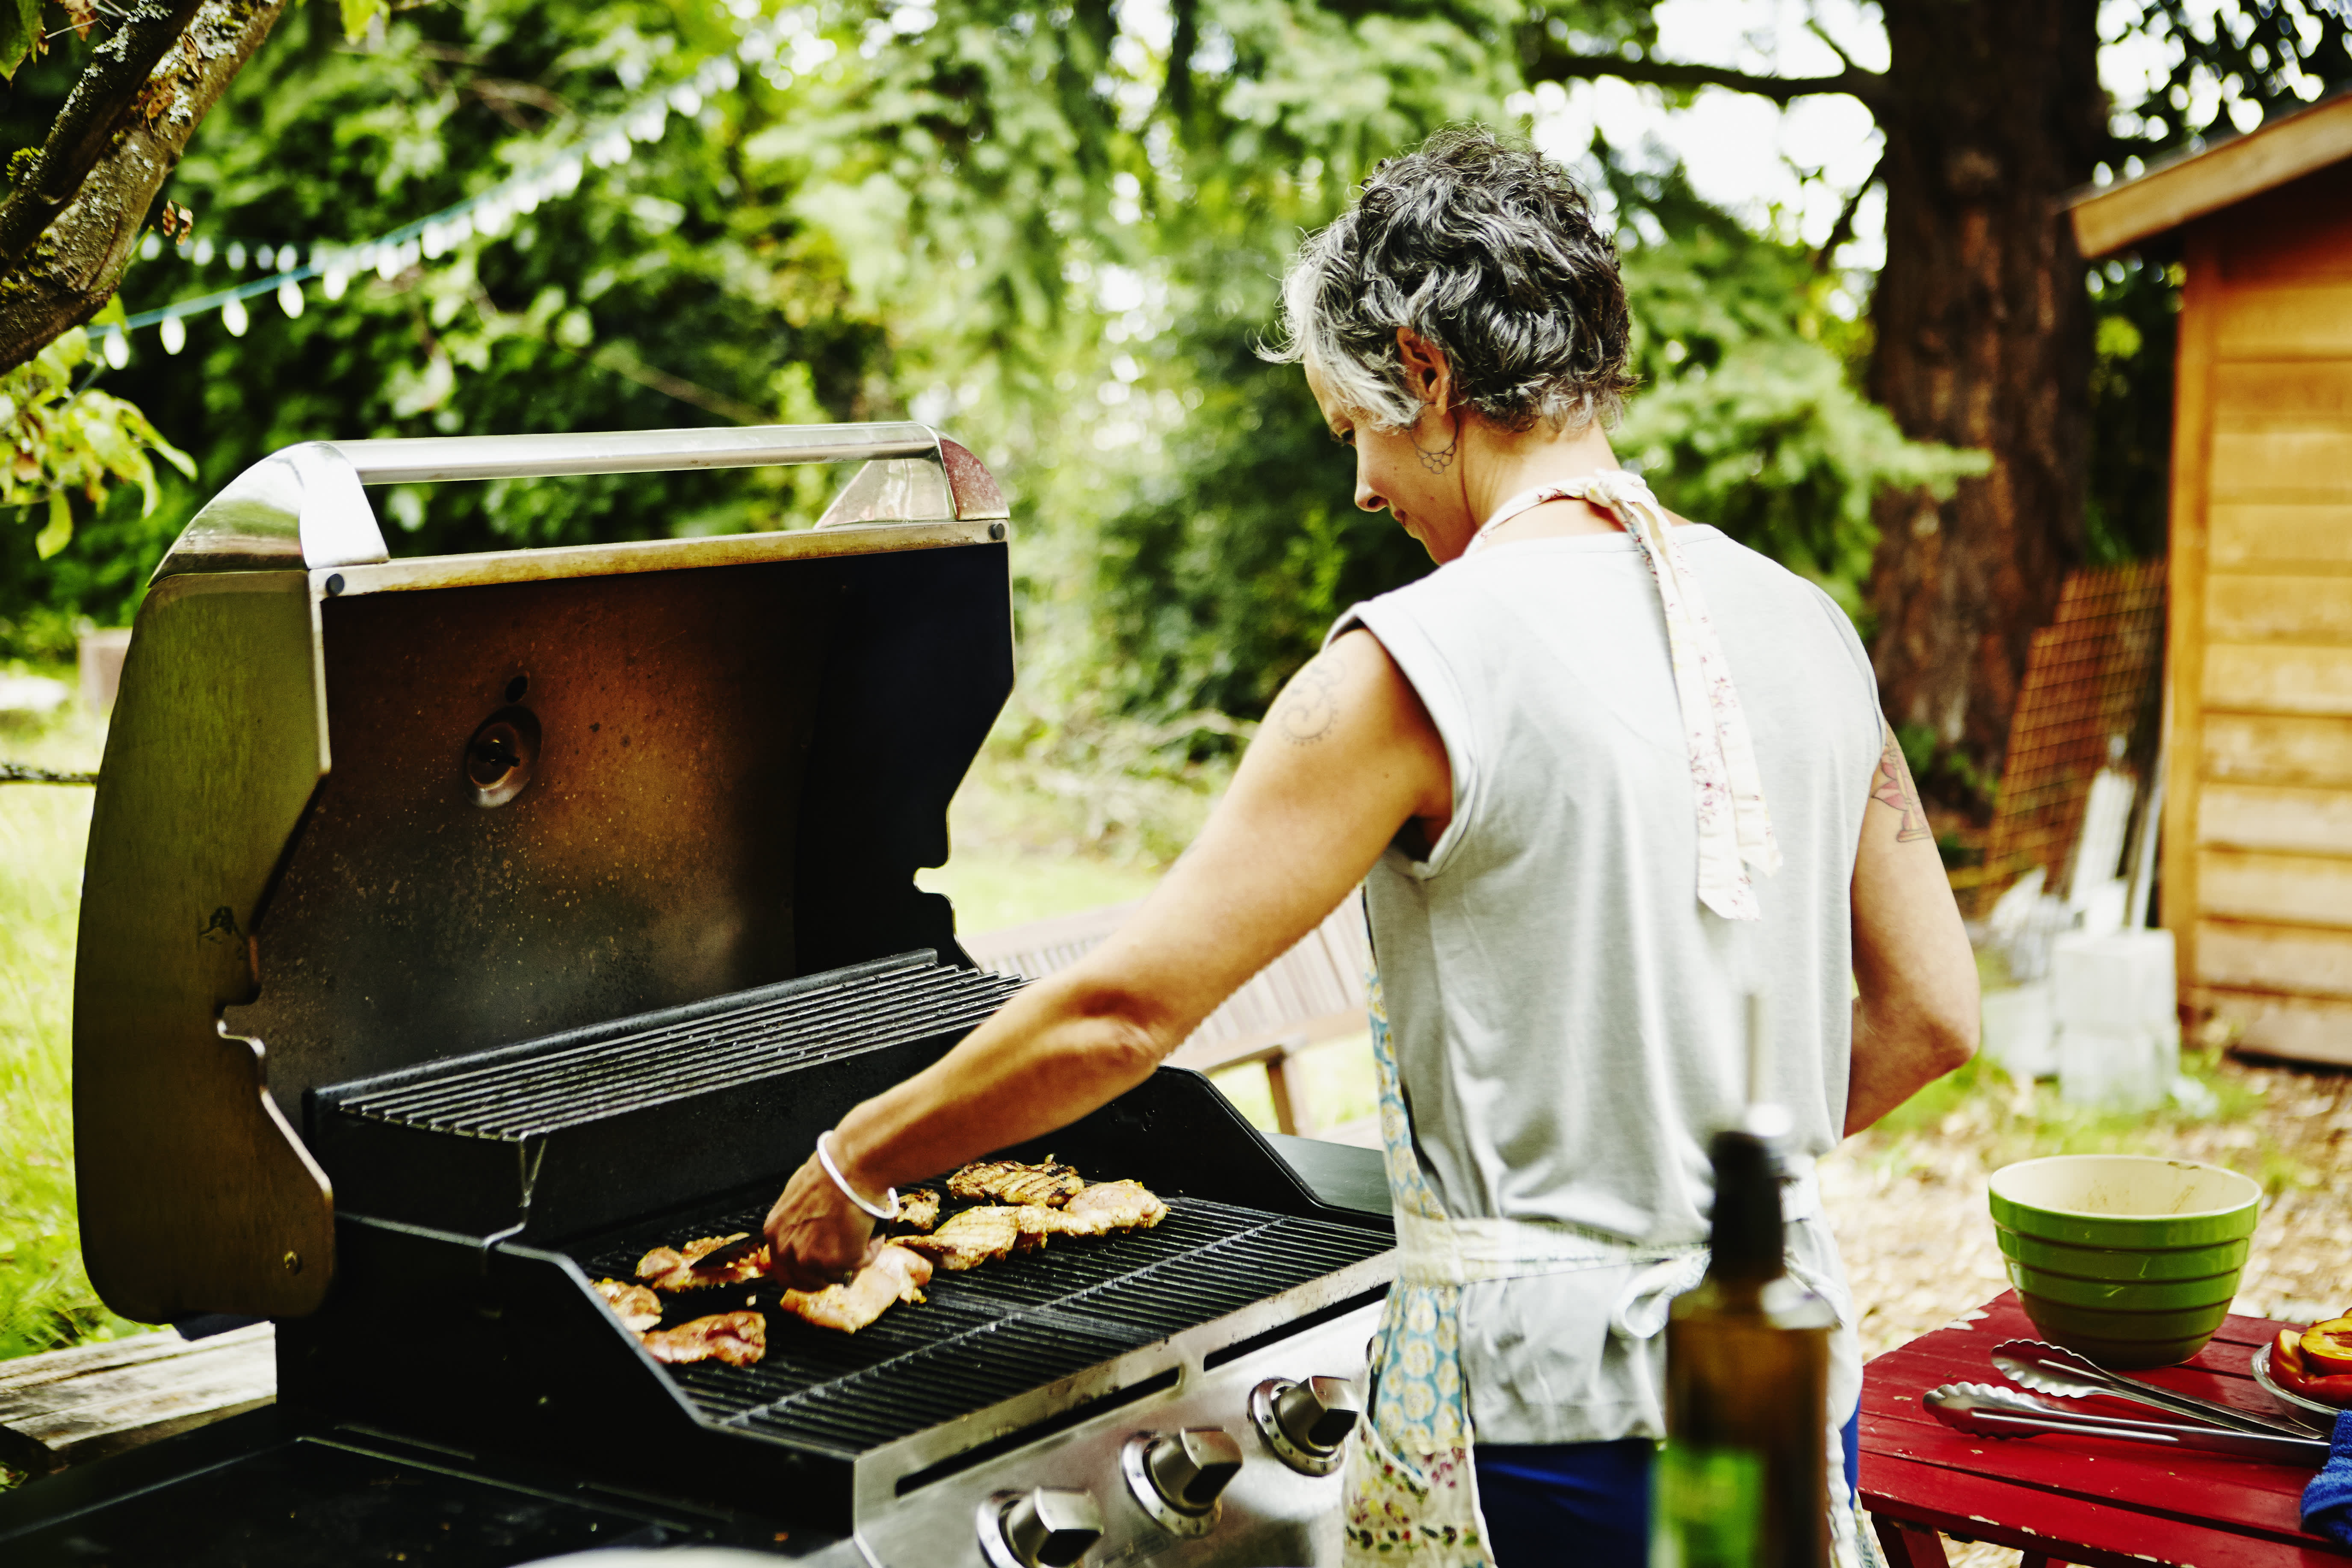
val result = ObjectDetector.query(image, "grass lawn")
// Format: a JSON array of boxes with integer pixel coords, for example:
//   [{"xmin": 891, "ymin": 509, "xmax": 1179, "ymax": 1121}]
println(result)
[{"xmin": 0, "ymin": 692, "xmax": 141, "ymax": 1360}]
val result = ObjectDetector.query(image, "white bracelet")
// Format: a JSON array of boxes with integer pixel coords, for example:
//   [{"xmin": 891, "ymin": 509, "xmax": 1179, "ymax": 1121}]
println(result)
[{"xmin": 816, "ymin": 1131, "xmax": 900, "ymax": 1222}]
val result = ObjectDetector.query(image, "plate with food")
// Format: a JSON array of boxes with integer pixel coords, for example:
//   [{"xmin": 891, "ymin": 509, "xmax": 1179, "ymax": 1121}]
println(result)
[{"xmin": 2253, "ymin": 1314, "xmax": 2352, "ymax": 1421}]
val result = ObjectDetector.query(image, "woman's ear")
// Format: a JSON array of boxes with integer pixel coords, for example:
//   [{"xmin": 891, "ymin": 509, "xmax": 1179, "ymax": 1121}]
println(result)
[{"xmin": 1395, "ymin": 327, "xmax": 1452, "ymax": 411}]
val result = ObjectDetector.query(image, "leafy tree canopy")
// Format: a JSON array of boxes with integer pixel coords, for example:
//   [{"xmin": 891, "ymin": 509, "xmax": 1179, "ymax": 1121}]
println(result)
[{"xmin": 5, "ymin": 0, "xmax": 2321, "ymax": 737}]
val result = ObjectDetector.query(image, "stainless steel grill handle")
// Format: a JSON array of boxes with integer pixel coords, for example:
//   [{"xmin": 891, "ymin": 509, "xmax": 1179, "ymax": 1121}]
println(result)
[
  {"xmin": 325, "ymin": 422, "xmax": 941, "ymax": 483},
  {"xmin": 151, "ymin": 422, "xmax": 1007, "ymax": 585}
]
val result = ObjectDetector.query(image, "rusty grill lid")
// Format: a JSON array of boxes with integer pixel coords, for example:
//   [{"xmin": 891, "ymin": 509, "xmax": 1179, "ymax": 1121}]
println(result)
[{"xmin": 73, "ymin": 424, "xmax": 1016, "ymax": 1324}]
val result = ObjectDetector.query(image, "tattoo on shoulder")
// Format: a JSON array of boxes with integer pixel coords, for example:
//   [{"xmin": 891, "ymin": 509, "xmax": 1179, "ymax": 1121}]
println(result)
[
  {"xmin": 1274, "ymin": 657, "xmax": 1345, "ymax": 744},
  {"xmin": 1872, "ymin": 723, "xmax": 1934, "ymax": 842}
]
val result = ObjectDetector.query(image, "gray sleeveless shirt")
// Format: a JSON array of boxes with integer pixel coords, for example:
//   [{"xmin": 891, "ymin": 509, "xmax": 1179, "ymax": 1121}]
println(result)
[{"xmin": 1329, "ymin": 524, "xmax": 1882, "ymax": 1445}]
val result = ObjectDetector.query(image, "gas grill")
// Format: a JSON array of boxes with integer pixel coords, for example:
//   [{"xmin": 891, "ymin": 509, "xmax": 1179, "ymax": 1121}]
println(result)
[{"xmin": 18, "ymin": 423, "xmax": 1395, "ymax": 1568}]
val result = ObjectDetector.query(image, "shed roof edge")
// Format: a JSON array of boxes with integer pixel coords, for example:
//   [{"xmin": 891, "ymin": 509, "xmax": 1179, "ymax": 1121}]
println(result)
[{"xmin": 2066, "ymin": 86, "xmax": 2352, "ymax": 259}]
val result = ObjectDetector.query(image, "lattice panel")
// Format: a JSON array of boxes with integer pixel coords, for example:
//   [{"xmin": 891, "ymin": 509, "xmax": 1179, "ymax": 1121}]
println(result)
[{"xmin": 1985, "ymin": 561, "xmax": 2168, "ymax": 895}]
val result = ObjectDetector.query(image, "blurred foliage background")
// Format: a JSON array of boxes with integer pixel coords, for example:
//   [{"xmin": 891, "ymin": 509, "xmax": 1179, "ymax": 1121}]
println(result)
[{"xmin": 0, "ymin": 0, "xmax": 1991, "ymax": 714}]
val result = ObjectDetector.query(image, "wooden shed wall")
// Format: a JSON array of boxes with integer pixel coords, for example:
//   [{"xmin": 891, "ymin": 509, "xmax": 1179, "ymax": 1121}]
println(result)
[{"xmin": 2166, "ymin": 161, "xmax": 2352, "ymax": 1066}]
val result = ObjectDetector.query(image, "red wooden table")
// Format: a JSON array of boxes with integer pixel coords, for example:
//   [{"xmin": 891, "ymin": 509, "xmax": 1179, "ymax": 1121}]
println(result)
[{"xmin": 1860, "ymin": 1291, "xmax": 2346, "ymax": 1568}]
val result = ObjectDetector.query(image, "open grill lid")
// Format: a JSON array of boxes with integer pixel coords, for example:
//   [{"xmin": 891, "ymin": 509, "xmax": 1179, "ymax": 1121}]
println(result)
[{"xmin": 73, "ymin": 425, "xmax": 1016, "ymax": 1325}]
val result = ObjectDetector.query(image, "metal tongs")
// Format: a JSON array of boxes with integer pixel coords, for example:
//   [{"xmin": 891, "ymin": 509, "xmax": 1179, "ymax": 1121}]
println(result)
[
  {"xmin": 1992, "ymin": 1338, "xmax": 2329, "ymax": 1437},
  {"xmin": 1926, "ymin": 1383, "xmax": 2331, "ymax": 1465},
  {"xmin": 688, "ymin": 1234, "xmax": 768, "ymax": 1274}
]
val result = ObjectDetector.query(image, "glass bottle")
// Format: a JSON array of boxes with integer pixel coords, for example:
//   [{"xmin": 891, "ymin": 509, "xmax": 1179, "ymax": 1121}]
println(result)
[{"xmin": 1652, "ymin": 1110, "xmax": 1835, "ymax": 1568}]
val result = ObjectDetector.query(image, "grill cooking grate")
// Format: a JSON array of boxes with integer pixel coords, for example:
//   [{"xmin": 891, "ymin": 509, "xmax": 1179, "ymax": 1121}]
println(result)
[
  {"xmin": 333, "ymin": 955, "xmax": 1023, "ymax": 1140},
  {"xmin": 577, "ymin": 1195, "xmax": 1390, "ymax": 1458}
]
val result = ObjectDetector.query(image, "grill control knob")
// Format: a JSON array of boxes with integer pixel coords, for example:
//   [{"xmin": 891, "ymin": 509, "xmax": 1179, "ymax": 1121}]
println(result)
[
  {"xmin": 976, "ymin": 1486, "xmax": 1104, "ymax": 1568},
  {"xmin": 1248, "ymin": 1375, "xmax": 1362, "ymax": 1476},
  {"xmin": 1120, "ymin": 1427, "xmax": 1244, "ymax": 1536}
]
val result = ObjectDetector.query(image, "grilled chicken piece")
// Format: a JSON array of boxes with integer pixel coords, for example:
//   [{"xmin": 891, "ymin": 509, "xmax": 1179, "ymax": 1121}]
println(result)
[
  {"xmin": 892, "ymin": 1187, "xmax": 942, "ymax": 1234},
  {"xmin": 778, "ymin": 1244, "xmax": 934, "ymax": 1334},
  {"xmin": 636, "ymin": 1233, "xmax": 769, "ymax": 1291},
  {"xmin": 594, "ymin": 1278, "xmax": 664, "ymax": 1332},
  {"xmin": 642, "ymin": 1311, "xmax": 766, "ymax": 1367},
  {"xmin": 1062, "ymin": 1179, "xmax": 1169, "ymax": 1234},
  {"xmin": 1007, "ymin": 1204, "xmax": 1096, "ymax": 1252},
  {"xmin": 897, "ymin": 1204, "xmax": 1022, "ymax": 1270},
  {"xmin": 946, "ymin": 1158, "xmax": 1085, "ymax": 1208}
]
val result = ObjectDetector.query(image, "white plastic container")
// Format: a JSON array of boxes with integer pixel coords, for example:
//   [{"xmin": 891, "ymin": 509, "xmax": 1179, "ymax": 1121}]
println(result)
[
  {"xmin": 2057, "ymin": 1024, "xmax": 2177, "ymax": 1111},
  {"xmin": 2052, "ymin": 928, "xmax": 2178, "ymax": 1032},
  {"xmin": 1981, "ymin": 981, "xmax": 2057, "ymax": 1079}
]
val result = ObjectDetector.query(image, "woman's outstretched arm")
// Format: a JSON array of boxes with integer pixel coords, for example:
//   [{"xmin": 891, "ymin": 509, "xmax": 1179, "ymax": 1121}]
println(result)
[{"xmin": 761, "ymin": 629, "xmax": 1451, "ymax": 1285}]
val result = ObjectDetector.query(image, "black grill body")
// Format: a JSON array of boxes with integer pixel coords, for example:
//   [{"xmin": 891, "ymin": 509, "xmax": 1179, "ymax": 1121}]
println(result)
[
  {"xmin": 284, "ymin": 960, "xmax": 1392, "ymax": 1535},
  {"xmin": 52, "ymin": 427, "xmax": 1396, "ymax": 1562}
]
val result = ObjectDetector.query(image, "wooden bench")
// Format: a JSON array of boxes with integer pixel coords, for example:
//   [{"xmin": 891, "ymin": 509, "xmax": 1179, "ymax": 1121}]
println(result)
[
  {"xmin": 0, "ymin": 1324, "xmax": 274, "ymax": 1476},
  {"xmin": 960, "ymin": 892, "xmax": 1372, "ymax": 1135}
]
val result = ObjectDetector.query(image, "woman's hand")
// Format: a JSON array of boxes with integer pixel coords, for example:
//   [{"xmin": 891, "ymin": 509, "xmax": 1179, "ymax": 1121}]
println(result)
[{"xmin": 762, "ymin": 1153, "xmax": 877, "ymax": 1290}]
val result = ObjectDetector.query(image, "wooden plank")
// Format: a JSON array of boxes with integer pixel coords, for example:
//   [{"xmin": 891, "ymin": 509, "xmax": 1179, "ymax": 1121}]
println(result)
[
  {"xmin": 963, "ymin": 894, "xmax": 1368, "ymax": 1063},
  {"xmin": 2200, "ymin": 987, "xmax": 2352, "ymax": 1066},
  {"xmin": 2166, "ymin": 230, "xmax": 2223, "ymax": 997},
  {"xmin": 2213, "ymin": 362, "xmax": 2352, "ymax": 428},
  {"xmin": 1864, "ymin": 1400, "xmax": 2315, "ymax": 1531},
  {"xmin": 2196, "ymin": 918, "xmax": 2352, "ymax": 997},
  {"xmin": 2207, "ymin": 577, "xmax": 2352, "ymax": 643},
  {"xmin": 1861, "ymin": 1450, "xmax": 2352, "ymax": 1568},
  {"xmin": 2204, "ymin": 644, "xmax": 2352, "ymax": 716},
  {"xmin": 2068, "ymin": 91, "xmax": 2352, "ymax": 259},
  {"xmin": 2204, "ymin": 713, "xmax": 2352, "ymax": 788},
  {"xmin": 1870, "ymin": 1519, "xmax": 1954, "ymax": 1568},
  {"xmin": 0, "ymin": 1325, "xmax": 275, "ymax": 1472},
  {"xmin": 2218, "ymin": 163, "xmax": 2352, "ymax": 285},
  {"xmin": 2197, "ymin": 847, "xmax": 2352, "ymax": 927},
  {"xmin": 2213, "ymin": 285, "xmax": 2352, "ymax": 363},
  {"xmin": 2211, "ymin": 505, "xmax": 2352, "ymax": 573},
  {"xmin": 2200, "ymin": 782, "xmax": 2352, "ymax": 855},
  {"xmin": 1865, "ymin": 1294, "xmax": 2295, "ymax": 1426},
  {"xmin": 2211, "ymin": 430, "xmax": 2352, "ymax": 500}
]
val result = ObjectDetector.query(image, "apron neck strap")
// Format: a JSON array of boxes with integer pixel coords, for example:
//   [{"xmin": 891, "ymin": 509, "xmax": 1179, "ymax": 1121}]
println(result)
[{"xmin": 1461, "ymin": 470, "xmax": 1782, "ymax": 921}]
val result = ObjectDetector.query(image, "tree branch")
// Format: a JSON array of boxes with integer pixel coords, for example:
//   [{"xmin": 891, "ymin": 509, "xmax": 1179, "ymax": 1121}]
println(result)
[
  {"xmin": 1813, "ymin": 151, "xmax": 1883, "ymax": 273},
  {"xmin": 1802, "ymin": 17, "xmax": 1860, "ymax": 74},
  {"xmin": 1524, "ymin": 40, "xmax": 1888, "ymax": 113},
  {"xmin": 0, "ymin": 0, "xmax": 288, "ymax": 371},
  {"xmin": 0, "ymin": 0, "xmax": 208, "ymax": 266}
]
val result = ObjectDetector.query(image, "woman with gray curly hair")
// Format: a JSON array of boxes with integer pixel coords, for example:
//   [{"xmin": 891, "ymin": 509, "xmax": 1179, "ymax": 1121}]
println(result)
[{"xmin": 760, "ymin": 128, "xmax": 1976, "ymax": 1567}]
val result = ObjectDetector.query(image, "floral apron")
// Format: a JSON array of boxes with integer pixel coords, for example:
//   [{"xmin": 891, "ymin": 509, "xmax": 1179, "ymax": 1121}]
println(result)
[{"xmin": 1338, "ymin": 471, "xmax": 1876, "ymax": 1568}]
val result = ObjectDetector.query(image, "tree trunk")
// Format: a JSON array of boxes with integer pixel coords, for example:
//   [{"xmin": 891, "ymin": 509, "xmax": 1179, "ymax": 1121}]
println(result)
[
  {"xmin": 0, "ymin": 0, "xmax": 287, "ymax": 372},
  {"xmin": 1864, "ymin": 0, "xmax": 2105, "ymax": 803}
]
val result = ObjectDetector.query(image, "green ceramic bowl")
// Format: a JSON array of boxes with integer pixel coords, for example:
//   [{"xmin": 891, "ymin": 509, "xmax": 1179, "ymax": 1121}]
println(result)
[
  {"xmin": 1994, "ymin": 1226, "xmax": 2252, "ymax": 1284},
  {"xmin": 1987, "ymin": 1155, "xmax": 2260, "ymax": 1369},
  {"xmin": 2003, "ymin": 1258, "xmax": 2242, "ymax": 1313}
]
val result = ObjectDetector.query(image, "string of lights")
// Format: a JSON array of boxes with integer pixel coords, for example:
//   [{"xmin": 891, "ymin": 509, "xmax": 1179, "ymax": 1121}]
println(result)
[{"xmin": 87, "ymin": 51, "xmax": 745, "ymax": 369}]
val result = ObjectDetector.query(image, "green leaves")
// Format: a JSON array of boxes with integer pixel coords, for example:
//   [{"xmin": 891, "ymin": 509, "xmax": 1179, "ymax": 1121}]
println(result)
[
  {"xmin": 1611, "ymin": 186, "xmax": 1986, "ymax": 615},
  {"xmin": 338, "ymin": 0, "xmax": 387, "ymax": 43},
  {"xmin": 0, "ymin": 0, "xmax": 43, "ymax": 85},
  {"xmin": 0, "ymin": 324, "xmax": 196, "ymax": 559}
]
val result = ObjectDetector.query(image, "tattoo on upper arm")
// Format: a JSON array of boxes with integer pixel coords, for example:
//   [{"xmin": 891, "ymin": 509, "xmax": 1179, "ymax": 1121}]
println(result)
[
  {"xmin": 1274, "ymin": 657, "xmax": 1345, "ymax": 744},
  {"xmin": 1872, "ymin": 722, "xmax": 1934, "ymax": 842}
]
